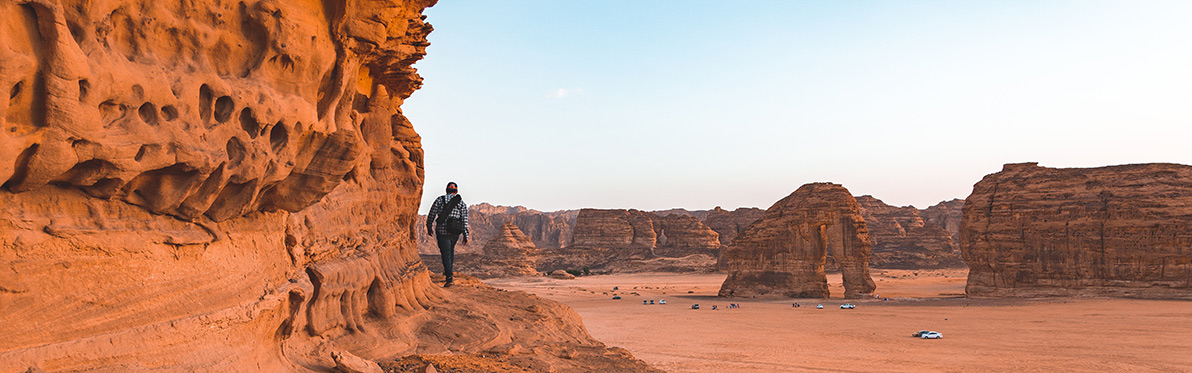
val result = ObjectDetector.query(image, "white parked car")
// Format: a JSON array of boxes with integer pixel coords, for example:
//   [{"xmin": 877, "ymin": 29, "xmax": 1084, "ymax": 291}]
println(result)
[
  {"xmin": 816, "ymin": 304, "xmax": 824, "ymax": 309},
  {"xmin": 659, "ymin": 299, "xmax": 666, "ymax": 304},
  {"xmin": 840, "ymin": 303, "xmax": 856, "ymax": 309},
  {"xmin": 921, "ymin": 331, "xmax": 943, "ymax": 339}
]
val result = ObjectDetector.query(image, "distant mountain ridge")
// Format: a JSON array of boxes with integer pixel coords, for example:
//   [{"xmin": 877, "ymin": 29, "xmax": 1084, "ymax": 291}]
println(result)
[{"xmin": 419, "ymin": 197, "xmax": 965, "ymax": 278}]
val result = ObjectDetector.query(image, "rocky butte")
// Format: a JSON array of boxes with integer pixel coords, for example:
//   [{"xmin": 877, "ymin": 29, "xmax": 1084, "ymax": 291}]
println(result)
[
  {"xmin": 962, "ymin": 162, "xmax": 1192, "ymax": 299},
  {"xmin": 0, "ymin": 1, "xmax": 655, "ymax": 371},
  {"xmin": 719, "ymin": 183, "xmax": 877, "ymax": 298}
]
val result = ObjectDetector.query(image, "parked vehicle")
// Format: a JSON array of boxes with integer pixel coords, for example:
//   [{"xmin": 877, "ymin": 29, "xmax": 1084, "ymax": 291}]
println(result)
[
  {"xmin": 659, "ymin": 299, "xmax": 666, "ymax": 304},
  {"xmin": 912, "ymin": 330, "xmax": 931, "ymax": 337},
  {"xmin": 840, "ymin": 303, "xmax": 856, "ymax": 309},
  {"xmin": 921, "ymin": 331, "xmax": 943, "ymax": 339},
  {"xmin": 691, "ymin": 304, "xmax": 700, "ymax": 309},
  {"xmin": 612, "ymin": 295, "xmax": 621, "ymax": 300},
  {"xmin": 816, "ymin": 304, "xmax": 824, "ymax": 309}
]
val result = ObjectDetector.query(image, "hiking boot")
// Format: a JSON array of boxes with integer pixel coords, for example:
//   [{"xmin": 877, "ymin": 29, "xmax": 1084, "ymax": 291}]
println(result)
[{"xmin": 443, "ymin": 281, "xmax": 454, "ymax": 288}]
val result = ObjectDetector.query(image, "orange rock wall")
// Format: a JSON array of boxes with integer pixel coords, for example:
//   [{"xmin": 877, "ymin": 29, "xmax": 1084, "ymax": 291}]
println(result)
[
  {"xmin": 855, "ymin": 195, "xmax": 964, "ymax": 269},
  {"xmin": 0, "ymin": 0, "xmax": 439, "ymax": 370},
  {"xmin": 962, "ymin": 163, "xmax": 1192, "ymax": 299}
]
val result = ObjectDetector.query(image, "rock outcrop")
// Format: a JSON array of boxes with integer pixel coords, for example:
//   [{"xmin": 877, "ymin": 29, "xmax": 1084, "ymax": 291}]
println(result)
[
  {"xmin": 719, "ymin": 183, "xmax": 876, "ymax": 298},
  {"xmin": 922, "ymin": 198, "xmax": 964, "ymax": 245},
  {"xmin": 704, "ymin": 206, "xmax": 766, "ymax": 246},
  {"xmin": 0, "ymin": 1, "xmax": 653, "ymax": 371},
  {"xmin": 545, "ymin": 208, "xmax": 721, "ymax": 273},
  {"xmin": 962, "ymin": 162, "xmax": 1192, "ymax": 299},
  {"xmin": 474, "ymin": 222, "xmax": 539, "ymax": 278},
  {"xmin": 569, "ymin": 209, "xmax": 660, "ymax": 249},
  {"xmin": 855, "ymin": 196, "xmax": 964, "ymax": 269}
]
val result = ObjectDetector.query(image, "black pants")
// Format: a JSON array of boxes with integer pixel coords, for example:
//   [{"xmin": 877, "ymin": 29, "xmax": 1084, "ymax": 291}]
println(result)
[{"xmin": 436, "ymin": 233, "xmax": 460, "ymax": 282}]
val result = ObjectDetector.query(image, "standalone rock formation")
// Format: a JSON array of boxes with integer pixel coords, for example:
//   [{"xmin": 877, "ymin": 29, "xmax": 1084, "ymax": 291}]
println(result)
[
  {"xmin": 474, "ymin": 222, "xmax": 539, "ymax": 278},
  {"xmin": 719, "ymin": 183, "xmax": 876, "ymax": 298},
  {"xmin": 569, "ymin": 209, "xmax": 660, "ymax": 249},
  {"xmin": 962, "ymin": 163, "xmax": 1192, "ymax": 299},
  {"xmin": 0, "ymin": 1, "xmax": 654, "ymax": 371},
  {"xmin": 855, "ymin": 196, "xmax": 964, "ymax": 269}
]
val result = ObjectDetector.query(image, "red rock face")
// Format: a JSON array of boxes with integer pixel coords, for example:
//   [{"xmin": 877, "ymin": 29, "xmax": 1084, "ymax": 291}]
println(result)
[
  {"xmin": 473, "ymin": 222, "xmax": 539, "ymax": 278},
  {"xmin": 962, "ymin": 163, "xmax": 1192, "ymax": 299},
  {"xmin": 704, "ymin": 206, "xmax": 766, "ymax": 246},
  {"xmin": 570, "ymin": 209, "xmax": 660, "ymax": 249},
  {"xmin": 855, "ymin": 196, "xmax": 964, "ymax": 269},
  {"xmin": 0, "ymin": 1, "xmax": 656, "ymax": 371},
  {"xmin": 922, "ymin": 198, "xmax": 964, "ymax": 245},
  {"xmin": 719, "ymin": 183, "xmax": 877, "ymax": 298}
]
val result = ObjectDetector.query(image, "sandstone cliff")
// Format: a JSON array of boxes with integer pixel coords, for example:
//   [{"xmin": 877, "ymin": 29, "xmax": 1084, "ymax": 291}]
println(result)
[
  {"xmin": 704, "ymin": 206, "xmax": 766, "ymax": 247},
  {"xmin": 855, "ymin": 196, "xmax": 964, "ymax": 269},
  {"xmin": 962, "ymin": 162, "xmax": 1192, "ymax": 299},
  {"xmin": 719, "ymin": 183, "xmax": 877, "ymax": 298},
  {"xmin": 544, "ymin": 208, "xmax": 721, "ymax": 273},
  {"xmin": 922, "ymin": 198, "xmax": 964, "ymax": 245},
  {"xmin": 0, "ymin": 1, "xmax": 653, "ymax": 371}
]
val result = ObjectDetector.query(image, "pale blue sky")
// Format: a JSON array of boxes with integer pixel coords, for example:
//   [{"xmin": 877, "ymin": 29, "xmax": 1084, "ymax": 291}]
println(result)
[{"xmin": 408, "ymin": 0, "xmax": 1192, "ymax": 213}]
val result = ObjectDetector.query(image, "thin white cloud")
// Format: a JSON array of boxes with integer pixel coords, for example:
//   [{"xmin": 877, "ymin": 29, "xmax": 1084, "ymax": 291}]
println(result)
[{"xmin": 545, "ymin": 88, "xmax": 585, "ymax": 99}]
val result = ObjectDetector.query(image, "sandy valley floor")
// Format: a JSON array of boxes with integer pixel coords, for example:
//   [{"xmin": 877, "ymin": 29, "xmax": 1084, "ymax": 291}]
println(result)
[{"xmin": 488, "ymin": 269, "xmax": 1192, "ymax": 372}]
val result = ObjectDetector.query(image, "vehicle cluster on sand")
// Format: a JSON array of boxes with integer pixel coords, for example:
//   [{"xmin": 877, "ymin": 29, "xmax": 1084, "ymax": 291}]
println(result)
[{"xmin": 912, "ymin": 330, "xmax": 943, "ymax": 339}]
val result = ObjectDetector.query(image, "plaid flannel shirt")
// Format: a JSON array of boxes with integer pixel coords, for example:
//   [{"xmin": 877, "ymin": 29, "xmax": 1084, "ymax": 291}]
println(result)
[{"xmin": 426, "ymin": 193, "xmax": 469, "ymax": 239}]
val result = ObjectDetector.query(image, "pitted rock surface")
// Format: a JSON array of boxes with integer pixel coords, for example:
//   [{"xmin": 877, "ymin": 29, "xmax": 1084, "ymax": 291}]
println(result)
[{"xmin": 0, "ymin": 1, "xmax": 656, "ymax": 371}]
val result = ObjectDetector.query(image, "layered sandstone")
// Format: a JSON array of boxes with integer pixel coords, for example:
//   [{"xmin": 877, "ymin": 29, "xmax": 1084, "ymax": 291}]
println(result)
[
  {"xmin": 547, "ymin": 209, "xmax": 721, "ymax": 273},
  {"xmin": 855, "ymin": 196, "xmax": 964, "ymax": 269},
  {"xmin": 719, "ymin": 183, "xmax": 876, "ymax": 298},
  {"xmin": 703, "ymin": 206, "xmax": 766, "ymax": 246},
  {"xmin": 962, "ymin": 163, "xmax": 1192, "ymax": 299},
  {"xmin": 569, "ymin": 209, "xmax": 659, "ymax": 249},
  {"xmin": 0, "ymin": 1, "xmax": 652, "ymax": 371},
  {"xmin": 474, "ymin": 222, "xmax": 539, "ymax": 278},
  {"xmin": 922, "ymin": 198, "xmax": 964, "ymax": 245}
]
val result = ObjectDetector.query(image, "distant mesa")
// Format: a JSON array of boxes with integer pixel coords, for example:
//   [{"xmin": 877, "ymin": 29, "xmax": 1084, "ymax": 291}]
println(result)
[
  {"xmin": 718, "ymin": 183, "xmax": 877, "ymax": 299},
  {"xmin": 962, "ymin": 162, "xmax": 1192, "ymax": 299}
]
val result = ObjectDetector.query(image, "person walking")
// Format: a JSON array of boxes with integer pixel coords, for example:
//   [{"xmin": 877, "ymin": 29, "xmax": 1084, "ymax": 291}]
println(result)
[{"xmin": 426, "ymin": 181, "xmax": 469, "ymax": 287}]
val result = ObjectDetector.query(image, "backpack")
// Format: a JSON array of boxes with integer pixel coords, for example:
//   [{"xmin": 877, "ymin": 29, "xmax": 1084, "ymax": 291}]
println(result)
[{"xmin": 437, "ymin": 195, "xmax": 466, "ymax": 235}]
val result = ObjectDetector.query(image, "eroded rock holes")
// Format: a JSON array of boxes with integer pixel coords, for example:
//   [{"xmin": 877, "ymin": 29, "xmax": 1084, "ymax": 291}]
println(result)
[
  {"xmin": 214, "ymin": 96, "xmax": 234, "ymax": 123},
  {"xmin": 239, "ymin": 107, "xmax": 259, "ymax": 137},
  {"xmin": 138, "ymin": 103, "xmax": 158, "ymax": 125}
]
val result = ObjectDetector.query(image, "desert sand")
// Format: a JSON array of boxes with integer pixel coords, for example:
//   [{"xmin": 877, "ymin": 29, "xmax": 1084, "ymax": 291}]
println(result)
[{"xmin": 489, "ymin": 269, "xmax": 1192, "ymax": 372}]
